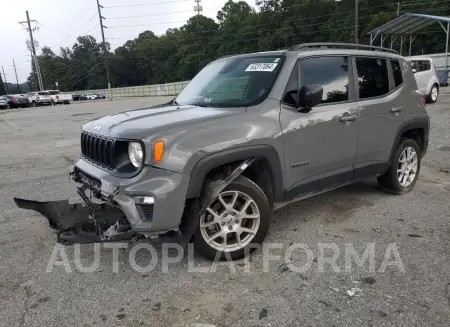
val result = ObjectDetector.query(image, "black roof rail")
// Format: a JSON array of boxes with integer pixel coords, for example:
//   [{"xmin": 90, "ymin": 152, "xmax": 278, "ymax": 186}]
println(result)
[{"xmin": 289, "ymin": 43, "xmax": 398, "ymax": 54}]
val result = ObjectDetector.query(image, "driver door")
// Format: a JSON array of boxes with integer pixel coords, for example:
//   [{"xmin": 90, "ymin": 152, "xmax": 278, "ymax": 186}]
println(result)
[{"xmin": 280, "ymin": 55, "xmax": 359, "ymax": 199}]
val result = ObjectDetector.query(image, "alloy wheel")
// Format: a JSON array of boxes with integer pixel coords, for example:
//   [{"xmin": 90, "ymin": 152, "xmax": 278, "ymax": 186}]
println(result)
[
  {"xmin": 397, "ymin": 146, "xmax": 418, "ymax": 187},
  {"xmin": 431, "ymin": 86, "xmax": 438, "ymax": 102},
  {"xmin": 200, "ymin": 190, "xmax": 260, "ymax": 252}
]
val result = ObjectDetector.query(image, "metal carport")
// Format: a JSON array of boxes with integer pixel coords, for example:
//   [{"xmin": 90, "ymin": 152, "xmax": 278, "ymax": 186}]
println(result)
[{"xmin": 367, "ymin": 12, "xmax": 450, "ymax": 75}]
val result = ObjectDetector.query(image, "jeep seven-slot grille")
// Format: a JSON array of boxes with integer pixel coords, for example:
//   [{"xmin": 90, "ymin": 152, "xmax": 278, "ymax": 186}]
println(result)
[{"xmin": 81, "ymin": 132, "xmax": 115, "ymax": 170}]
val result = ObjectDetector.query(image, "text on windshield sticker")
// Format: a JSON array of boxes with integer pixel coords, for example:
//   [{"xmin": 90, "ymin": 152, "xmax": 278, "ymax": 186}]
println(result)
[{"xmin": 245, "ymin": 63, "xmax": 278, "ymax": 72}]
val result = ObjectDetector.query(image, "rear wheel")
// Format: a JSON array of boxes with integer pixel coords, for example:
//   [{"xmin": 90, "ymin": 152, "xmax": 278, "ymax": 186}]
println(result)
[
  {"xmin": 31, "ymin": 101, "xmax": 37, "ymax": 107},
  {"xmin": 192, "ymin": 176, "xmax": 271, "ymax": 260},
  {"xmin": 378, "ymin": 138, "xmax": 421, "ymax": 194},
  {"xmin": 427, "ymin": 84, "xmax": 439, "ymax": 103}
]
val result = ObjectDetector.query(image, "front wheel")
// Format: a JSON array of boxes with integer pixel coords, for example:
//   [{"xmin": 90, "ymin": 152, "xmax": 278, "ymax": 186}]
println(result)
[
  {"xmin": 192, "ymin": 176, "xmax": 271, "ymax": 260},
  {"xmin": 427, "ymin": 84, "xmax": 439, "ymax": 103},
  {"xmin": 378, "ymin": 138, "xmax": 421, "ymax": 194},
  {"xmin": 31, "ymin": 101, "xmax": 37, "ymax": 107}
]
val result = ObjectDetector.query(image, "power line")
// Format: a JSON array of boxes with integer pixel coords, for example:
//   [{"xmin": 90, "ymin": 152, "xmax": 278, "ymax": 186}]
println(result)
[
  {"xmin": 104, "ymin": 0, "xmax": 190, "ymax": 8},
  {"xmin": 49, "ymin": 12, "xmax": 98, "ymax": 49},
  {"xmin": 106, "ymin": 20, "xmax": 187, "ymax": 28},
  {"xmin": 106, "ymin": 8, "xmax": 200, "ymax": 20}
]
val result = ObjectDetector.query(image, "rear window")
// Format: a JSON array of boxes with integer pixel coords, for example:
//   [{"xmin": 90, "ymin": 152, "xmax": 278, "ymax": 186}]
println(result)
[
  {"xmin": 391, "ymin": 60, "xmax": 403, "ymax": 88},
  {"xmin": 356, "ymin": 57, "xmax": 390, "ymax": 99},
  {"xmin": 38, "ymin": 91, "xmax": 50, "ymax": 95},
  {"xmin": 48, "ymin": 90, "xmax": 60, "ymax": 95},
  {"xmin": 412, "ymin": 60, "xmax": 431, "ymax": 72}
]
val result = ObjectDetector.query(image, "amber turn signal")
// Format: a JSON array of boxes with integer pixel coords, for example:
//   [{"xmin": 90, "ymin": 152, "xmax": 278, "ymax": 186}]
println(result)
[{"xmin": 153, "ymin": 140, "xmax": 164, "ymax": 162}]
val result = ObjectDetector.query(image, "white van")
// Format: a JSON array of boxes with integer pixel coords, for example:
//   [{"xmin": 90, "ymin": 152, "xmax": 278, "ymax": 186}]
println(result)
[{"xmin": 409, "ymin": 56, "xmax": 440, "ymax": 103}]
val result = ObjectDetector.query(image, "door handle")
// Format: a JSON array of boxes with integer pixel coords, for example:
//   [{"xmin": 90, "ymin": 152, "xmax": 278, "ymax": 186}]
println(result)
[
  {"xmin": 339, "ymin": 114, "xmax": 358, "ymax": 123},
  {"xmin": 390, "ymin": 107, "xmax": 404, "ymax": 113}
]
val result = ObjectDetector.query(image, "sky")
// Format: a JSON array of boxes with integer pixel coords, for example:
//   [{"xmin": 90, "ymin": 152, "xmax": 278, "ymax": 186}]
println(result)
[{"xmin": 0, "ymin": 0, "xmax": 255, "ymax": 83}]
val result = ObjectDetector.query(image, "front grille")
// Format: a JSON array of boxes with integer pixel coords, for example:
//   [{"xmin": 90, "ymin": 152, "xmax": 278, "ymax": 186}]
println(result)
[{"xmin": 81, "ymin": 132, "xmax": 115, "ymax": 170}]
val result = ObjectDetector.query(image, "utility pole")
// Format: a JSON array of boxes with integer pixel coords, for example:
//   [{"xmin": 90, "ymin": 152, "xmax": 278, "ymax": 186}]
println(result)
[
  {"xmin": 1, "ymin": 66, "xmax": 8, "ymax": 93},
  {"xmin": 19, "ymin": 11, "xmax": 44, "ymax": 91},
  {"xmin": 355, "ymin": 0, "xmax": 359, "ymax": 44},
  {"xmin": 397, "ymin": 2, "xmax": 400, "ymax": 16},
  {"xmin": 12, "ymin": 59, "xmax": 21, "ymax": 93},
  {"xmin": 96, "ymin": 0, "xmax": 112, "ymax": 99},
  {"xmin": 194, "ymin": 0, "xmax": 203, "ymax": 15}
]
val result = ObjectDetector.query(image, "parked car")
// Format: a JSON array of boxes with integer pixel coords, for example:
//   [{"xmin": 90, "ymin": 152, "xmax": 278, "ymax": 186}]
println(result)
[
  {"xmin": 95, "ymin": 94, "xmax": 106, "ymax": 99},
  {"xmin": 47, "ymin": 90, "xmax": 72, "ymax": 105},
  {"xmin": 27, "ymin": 91, "xmax": 52, "ymax": 107},
  {"xmin": 15, "ymin": 43, "xmax": 429, "ymax": 261},
  {"xmin": 72, "ymin": 93, "xmax": 82, "ymax": 101},
  {"xmin": 76, "ymin": 93, "xmax": 97, "ymax": 100},
  {"xmin": 0, "ymin": 96, "xmax": 8, "ymax": 109},
  {"xmin": 409, "ymin": 56, "xmax": 440, "ymax": 103},
  {"xmin": 1, "ymin": 94, "xmax": 30, "ymax": 108},
  {"xmin": 85, "ymin": 94, "xmax": 98, "ymax": 100}
]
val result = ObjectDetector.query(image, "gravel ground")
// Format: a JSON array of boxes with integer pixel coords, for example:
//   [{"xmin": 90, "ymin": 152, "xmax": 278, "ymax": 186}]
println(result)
[{"xmin": 1, "ymin": 93, "xmax": 450, "ymax": 327}]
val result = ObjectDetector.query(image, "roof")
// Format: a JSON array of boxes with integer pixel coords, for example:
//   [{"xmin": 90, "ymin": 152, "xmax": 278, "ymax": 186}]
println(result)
[
  {"xmin": 408, "ymin": 55, "xmax": 433, "ymax": 61},
  {"xmin": 367, "ymin": 12, "xmax": 450, "ymax": 36}
]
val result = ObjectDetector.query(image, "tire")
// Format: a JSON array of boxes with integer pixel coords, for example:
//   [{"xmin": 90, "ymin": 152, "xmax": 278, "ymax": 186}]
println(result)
[
  {"xmin": 31, "ymin": 101, "xmax": 37, "ymax": 107},
  {"xmin": 378, "ymin": 138, "xmax": 421, "ymax": 194},
  {"xmin": 51, "ymin": 100, "xmax": 55, "ymax": 106},
  {"xmin": 427, "ymin": 84, "xmax": 439, "ymax": 103},
  {"xmin": 192, "ymin": 176, "xmax": 271, "ymax": 261},
  {"xmin": 7, "ymin": 103, "xmax": 13, "ymax": 109}
]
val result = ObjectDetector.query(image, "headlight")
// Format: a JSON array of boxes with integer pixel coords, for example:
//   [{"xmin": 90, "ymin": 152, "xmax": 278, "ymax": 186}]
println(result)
[{"xmin": 128, "ymin": 142, "xmax": 144, "ymax": 168}]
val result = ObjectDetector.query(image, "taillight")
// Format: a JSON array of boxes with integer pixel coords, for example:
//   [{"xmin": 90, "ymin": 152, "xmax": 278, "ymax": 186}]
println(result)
[
  {"xmin": 56, "ymin": 96, "xmax": 59, "ymax": 100},
  {"xmin": 11, "ymin": 98, "xmax": 17, "ymax": 102}
]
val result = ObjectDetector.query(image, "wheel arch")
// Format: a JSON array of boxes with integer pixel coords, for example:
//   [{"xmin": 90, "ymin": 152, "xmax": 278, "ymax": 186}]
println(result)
[
  {"xmin": 185, "ymin": 145, "xmax": 285, "ymax": 203},
  {"xmin": 390, "ymin": 118, "xmax": 429, "ymax": 162}
]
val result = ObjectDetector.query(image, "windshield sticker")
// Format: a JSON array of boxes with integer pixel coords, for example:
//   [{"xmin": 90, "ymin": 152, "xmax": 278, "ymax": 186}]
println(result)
[{"xmin": 245, "ymin": 63, "xmax": 278, "ymax": 72}]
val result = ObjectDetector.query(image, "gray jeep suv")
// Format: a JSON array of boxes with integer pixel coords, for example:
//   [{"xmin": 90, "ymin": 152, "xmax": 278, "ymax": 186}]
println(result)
[{"xmin": 15, "ymin": 43, "xmax": 429, "ymax": 260}]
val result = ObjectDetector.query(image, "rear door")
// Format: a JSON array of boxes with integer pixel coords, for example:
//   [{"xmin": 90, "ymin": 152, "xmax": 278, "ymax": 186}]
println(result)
[
  {"xmin": 354, "ymin": 56, "xmax": 407, "ymax": 177},
  {"xmin": 280, "ymin": 55, "xmax": 359, "ymax": 198}
]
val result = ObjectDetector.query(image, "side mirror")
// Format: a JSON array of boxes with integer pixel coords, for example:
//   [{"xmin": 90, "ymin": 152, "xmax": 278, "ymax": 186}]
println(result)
[{"xmin": 298, "ymin": 84, "xmax": 323, "ymax": 110}]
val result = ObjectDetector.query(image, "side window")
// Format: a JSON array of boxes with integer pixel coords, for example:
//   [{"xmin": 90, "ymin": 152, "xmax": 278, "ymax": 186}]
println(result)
[
  {"xmin": 391, "ymin": 60, "xmax": 403, "ymax": 88},
  {"xmin": 282, "ymin": 65, "xmax": 298, "ymax": 106},
  {"xmin": 356, "ymin": 57, "xmax": 389, "ymax": 99},
  {"xmin": 418, "ymin": 60, "xmax": 431, "ymax": 71},
  {"xmin": 299, "ymin": 56, "xmax": 349, "ymax": 104}
]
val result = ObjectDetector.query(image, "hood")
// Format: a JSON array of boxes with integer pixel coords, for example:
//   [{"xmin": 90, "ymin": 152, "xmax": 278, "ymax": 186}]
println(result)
[{"xmin": 82, "ymin": 104, "xmax": 245, "ymax": 139}]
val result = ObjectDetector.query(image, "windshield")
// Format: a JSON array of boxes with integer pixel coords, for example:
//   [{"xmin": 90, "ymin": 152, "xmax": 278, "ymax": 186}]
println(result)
[
  {"xmin": 175, "ymin": 55, "xmax": 285, "ymax": 107},
  {"xmin": 38, "ymin": 91, "xmax": 50, "ymax": 95}
]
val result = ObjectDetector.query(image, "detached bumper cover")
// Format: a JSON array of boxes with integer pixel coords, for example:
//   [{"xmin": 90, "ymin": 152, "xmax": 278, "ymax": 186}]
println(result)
[{"xmin": 13, "ymin": 197, "xmax": 134, "ymax": 245}]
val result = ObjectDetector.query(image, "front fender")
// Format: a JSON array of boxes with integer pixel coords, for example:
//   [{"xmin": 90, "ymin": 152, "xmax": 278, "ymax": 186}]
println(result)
[{"xmin": 185, "ymin": 145, "xmax": 285, "ymax": 201}]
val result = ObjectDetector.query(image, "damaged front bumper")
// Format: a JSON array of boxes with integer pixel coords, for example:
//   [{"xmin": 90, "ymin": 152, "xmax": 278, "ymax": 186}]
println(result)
[
  {"xmin": 14, "ymin": 186, "xmax": 136, "ymax": 245},
  {"xmin": 14, "ymin": 158, "xmax": 191, "ymax": 245}
]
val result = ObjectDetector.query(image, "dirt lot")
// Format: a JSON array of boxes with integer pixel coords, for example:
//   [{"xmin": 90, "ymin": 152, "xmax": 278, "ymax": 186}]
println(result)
[{"xmin": 1, "ymin": 93, "xmax": 450, "ymax": 327}]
